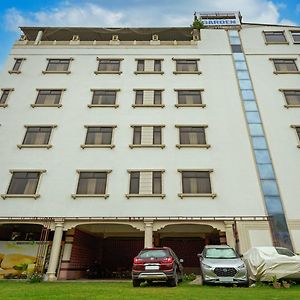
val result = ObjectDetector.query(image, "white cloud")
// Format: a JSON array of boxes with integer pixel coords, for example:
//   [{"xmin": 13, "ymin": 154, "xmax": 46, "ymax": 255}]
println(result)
[{"xmin": 3, "ymin": 0, "xmax": 298, "ymax": 33}]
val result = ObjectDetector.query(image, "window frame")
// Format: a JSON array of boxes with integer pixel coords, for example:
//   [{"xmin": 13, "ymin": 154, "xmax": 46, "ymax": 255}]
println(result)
[
  {"xmin": 263, "ymin": 31, "xmax": 288, "ymax": 45},
  {"xmin": 290, "ymin": 30, "xmax": 300, "ymax": 44},
  {"xmin": 9, "ymin": 58, "xmax": 26, "ymax": 74},
  {"xmin": 94, "ymin": 57, "xmax": 123, "ymax": 75},
  {"xmin": 177, "ymin": 169, "xmax": 216, "ymax": 198},
  {"xmin": 17, "ymin": 125, "xmax": 57, "ymax": 149},
  {"xmin": 175, "ymin": 125, "xmax": 210, "ymax": 148},
  {"xmin": 31, "ymin": 89, "xmax": 65, "ymax": 108},
  {"xmin": 126, "ymin": 169, "xmax": 165, "ymax": 198},
  {"xmin": 290, "ymin": 125, "xmax": 300, "ymax": 148},
  {"xmin": 88, "ymin": 89, "xmax": 120, "ymax": 108},
  {"xmin": 279, "ymin": 89, "xmax": 300, "ymax": 108},
  {"xmin": 270, "ymin": 58, "xmax": 300, "ymax": 74},
  {"xmin": 174, "ymin": 89, "xmax": 205, "ymax": 108},
  {"xmin": 173, "ymin": 58, "xmax": 201, "ymax": 74},
  {"xmin": 134, "ymin": 58, "xmax": 164, "ymax": 74},
  {"xmin": 42, "ymin": 58, "xmax": 73, "ymax": 74},
  {"xmin": 72, "ymin": 170, "xmax": 112, "ymax": 199},
  {"xmin": 0, "ymin": 88, "xmax": 14, "ymax": 107},
  {"xmin": 81, "ymin": 125, "xmax": 117, "ymax": 149},
  {"xmin": 129, "ymin": 125, "xmax": 165, "ymax": 148},
  {"xmin": 1, "ymin": 169, "xmax": 46, "ymax": 199},
  {"xmin": 132, "ymin": 89, "xmax": 165, "ymax": 108}
]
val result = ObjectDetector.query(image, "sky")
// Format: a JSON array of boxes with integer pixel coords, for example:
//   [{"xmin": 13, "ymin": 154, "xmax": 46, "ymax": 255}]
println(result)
[{"xmin": 0, "ymin": 0, "xmax": 299, "ymax": 71}]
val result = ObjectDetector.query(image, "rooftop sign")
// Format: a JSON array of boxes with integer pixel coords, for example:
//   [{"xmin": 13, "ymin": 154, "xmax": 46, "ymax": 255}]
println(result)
[{"xmin": 196, "ymin": 11, "xmax": 242, "ymax": 27}]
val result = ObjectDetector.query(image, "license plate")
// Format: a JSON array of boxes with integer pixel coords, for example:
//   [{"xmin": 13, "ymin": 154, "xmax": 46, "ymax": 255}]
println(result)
[
  {"xmin": 219, "ymin": 277, "xmax": 233, "ymax": 282},
  {"xmin": 145, "ymin": 265, "xmax": 159, "ymax": 270}
]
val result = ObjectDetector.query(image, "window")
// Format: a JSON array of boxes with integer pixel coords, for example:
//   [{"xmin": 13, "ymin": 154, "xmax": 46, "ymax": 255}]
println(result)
[
  {"xmin": 127, "ymin": 170, "xmax": 164, "ymax": 198},
  {"xmin": 281, "ymin": 90, "xmax": 300, "ymax": 107},
  {"xmin": 291, "ymin": 125, "xmax": 300, "ymax": 147},
  {"xmin": 81, "ymin": 126, "xmax": 116, "ymax": 148},
  {"xmin": 290, "ymin": 31, "xmax": 300, "ymax": 43},
  {"xmin": 72, "ymin": 171, "xmax": 111, "ymax": 198},
  {"xmin": 0, "ymin": 89, "xmax": 13, "ymax": 107},
  {"xmin": 272, "ymin": 59, "xmax": 299, "ymax": 73},
  {"xmin": 9, "ymin": 58, "xmax": 25, "ymax": 73},
  {"xmin": 176, "ymin": 125, "xmax": 209, "ymax": 148},
  {"xmin": 43, "ymin": 59, "xmax": 72, "ymax": 73},
  {"xmin": 95, "ymin": 58, "xmax": 122, "ymax": 74},
  {"xmin": 133, "ymin": 90, "xmax": 164, "ymax": 107},
  {"xmin": 135, "ymin": 59, "xmax": 163, "ymax": 74},
  {"xmin": 175, "ymin": 90, "xmax": 205, "ymax": 107},
  {"xmin": 264, "ymin": 31, "xmax": 288, "ymax": 44},
  {"xmin": 18, "ymin": 126, "xmax": 56, "ymax": 149},
  {"xmin": 89, "ymin": 90, "xmax": 119, "ymax": 107},
  {"xmin": 1, "ymin": 170, "xmax": 45, "ymax": 199},
  {"xmin": 173, "ymin": 59, "xmax": 200, "ymax": 74},
  {"xmin": 178, "ymin": 170, "xmax": 216, "ymax": 198},
  {"xmin": 130, "ymin": 125, "xmax": 164, "ymax": 148},
  {"xmin": 32, "ymin": 89, "xmax": 64, "ymax": 107}
]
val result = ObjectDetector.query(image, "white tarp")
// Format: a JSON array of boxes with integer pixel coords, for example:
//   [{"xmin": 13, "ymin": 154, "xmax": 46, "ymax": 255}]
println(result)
[{"xmin": 244, "ymin": 247, "xmax": 300, "ymax": 281}]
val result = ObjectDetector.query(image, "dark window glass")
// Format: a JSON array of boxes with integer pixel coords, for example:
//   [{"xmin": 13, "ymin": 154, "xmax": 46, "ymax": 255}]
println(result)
[
  {"xmin": 153, "ymin": 126, "xmax": 162, "ymax": 144},
  {"xmin": 85, "ymin": 127, "xmax": 113, "ymax": 145},
  {"xmin": 296, "ymin": 127, "xmax": 300, "ymax": 140},
  {"xmin": 291, "ymin": 31, "xmax": 300, "ymax": 42},
  {"xmin": 76, "ymin": 172, "xmax": 107, "ymax": 194},
  {"xmin": 12, "ymin": 59, "xmax": 23, "ymax": 72},
  {"xmin": 178, "ymin": 90, "xmax": 202, "ymax": 104},
  {"xmin": 129, "ymin": 172, "xmax": 140, "ymax": 194},
  {"xmin": 23, "ymin": 127, "xmax": 52, "ymax": 145},
  {"xmin": 36, "ymin": 90, "xmax": 62, "ymax": 105},
  {"xmin": 231, "ymin": 45, "xmax": 242, "ymax": 53},
  {"xmin": 176, "ymin": 60, "xmax": 198, "ymax": 72},
  {"xmin": 92, "ymin": 90, "xmax": 116, "ymax": 105},
  {"xmin": 135, "ymin": 91, "xmax": 143, "ymax": 104},
  {"xmin": 182, "ymin": 171, "xmax": 211, "ymax": 194},
  {"xmin": 0, "ymin": 90, "xmax": 10, "ymax": 104},
  {"xmin": 179, "ymin": 127, "xmax": 206, "ymax": 144},
  {"xmin": 133, "ymin": 127, "xmax": 142, "ymax": 144},
  {"xmin": 264, "ymin": 32, "xmax": 287, "ymax": 43},
  {"xmin": 98, "ymin": 59, "xmax": 120, "ymax": 72},
  {"xmin": 7, "ymin": 172, "xmax": 40, "ymax": 195},
  {"xmin": 46, "ymin": 59, "xmax": 71, "ymax": 72},
  {"xmin": 154, "ymin": 60, "xmax": 161, "ymax": 71},
  {"xmin": 283, "ymin": 90, "xmax": 300, "ymax": 105},
  {"xmin": 273, "ymin": 59, "xmax": 298, "ymax": 72},
  {"xmin": 154, "ymin": 91, "xmax": 162, "ymax": 104},
  {"xmin": 152, "ymin": 171, "xmax": 162, "ymax": 194},
  {"xmin": 137, "ymin": 60, "xmax": 144, "ymax": 71}
]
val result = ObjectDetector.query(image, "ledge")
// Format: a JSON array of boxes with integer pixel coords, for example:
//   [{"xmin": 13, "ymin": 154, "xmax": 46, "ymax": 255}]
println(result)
[
  {"xmin": 42, "ymin": 71, "xmax": 71, "ymax": 74},
  {"xmin": 90, "ymin": 88, "xmax": 120, "ymax": 91},
  {"xmin": 175, "ymin": 104, "xmax": 206, "ymax": 108},
  {"xmin": 173, "ymin": 71, "xmax": 201, "ymax": 75},
  {"xmin": 94, "ymin": 71, "xmax": 122, "ymax": 75},
  {"xmin": 172, "ymin": 58, "xmax": 200, "ymax": 61},
  {"xmin": 284, "ymin": 104, "xmax": 300, "ymax": 108},
  {"xmin": 1, "ymin": 194, "xmax": 40, "ymax": 199},
  {"xmin": 134, "ymin": 71, "xmax": 164, "ymax": 75},
  {"xmin": 273, "ymin": 71, "xmax": 300, "ymax": 75},
  {"xmin": 97, "ymin": 57, "xmax": 124, "ymax": 61},
  {"xmin": 178, "ymin": 193, "xmax": 217, "ymax": 199},
  {"xmin": 17, "ymin": 144, "xmax": 52, "ymax": 149},
  {"xmin": 178, "ymin": 169, "xmax": 213, "ymax": 172},
  {"xmin": 125, "ymin": 194, "xmax": 165, "ymax": 199},
  {"xmin": 176, "ymin": 144, "xmax": 211, "ymax": 149},
  {"xmin": 175, "ymin": 124, "xmax": 208, "ymax": 128},
  {"xmin": 0, "ymin": 104, "xmax": 8, "ymax": 108},
  {"xmin": 81, "ymin": 144, "xmax": 115, "ymax": 149},
  {"xmin": 31, "ymin": 104, "xmax": 62, "ymax": 108},
  {"xmin": 132, "ymin": 104, "xmax": 165, "ymax": 108},
  {"xmin": 9, "ymin": 169, "xmax": 46, "ymax": 173},
  {"xmin": 265, "ymin": 42, "xmax": 289, "ymax": 45},
  {"xmin": 127, "ymin": 169, "xmax": 165, "ymax": 173},
  {"xmin": 88, "ymin": 104, "xmax": 119, "ymax": 108},
  {"xmin": 129, "ymin": 144, "xmax": 165, "ymax": 149},
  {"xmin": 84, "ymin": 125, "xmax": 117, "ymax": 128},
  {"xmin": 8, "ymin": 70, "xmax": 21, "ymax": 74},
  {"xmin": 71, "ymin": 194, "xmax": 109, "ymax": 199}
]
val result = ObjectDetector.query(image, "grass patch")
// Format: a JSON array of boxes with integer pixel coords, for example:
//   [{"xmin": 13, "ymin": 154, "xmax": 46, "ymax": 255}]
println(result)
[{"xmin": 0, "ymin": 281, "xmax": 299, "ymax": 300}]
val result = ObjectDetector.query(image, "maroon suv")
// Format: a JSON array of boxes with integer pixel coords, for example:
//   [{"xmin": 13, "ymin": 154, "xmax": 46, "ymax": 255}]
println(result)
[{"xmin": 132, "ymin": 247, "xmax": 184, "ymax": 287}]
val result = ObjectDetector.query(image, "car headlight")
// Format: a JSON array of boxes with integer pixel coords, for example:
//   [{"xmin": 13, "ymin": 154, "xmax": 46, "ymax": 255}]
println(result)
[
  {"xmin": 202, "ymin": 263, "xmax": 213, "ymax": 269},
  {"xmin": 237, "ymin": 263, "xmax": 246, "ymax": 269}
]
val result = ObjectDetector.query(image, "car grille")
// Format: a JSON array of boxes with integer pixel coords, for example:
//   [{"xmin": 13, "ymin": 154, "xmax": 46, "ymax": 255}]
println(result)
[{"xmin": 214, "ymin": 267, "xmax": 237, "ymax": 277}]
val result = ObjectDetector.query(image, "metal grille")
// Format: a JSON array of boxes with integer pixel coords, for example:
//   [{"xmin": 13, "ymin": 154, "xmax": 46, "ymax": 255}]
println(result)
[{"xmin": 214, "ymin": 267, "xmax": 237, "ymax": 277}]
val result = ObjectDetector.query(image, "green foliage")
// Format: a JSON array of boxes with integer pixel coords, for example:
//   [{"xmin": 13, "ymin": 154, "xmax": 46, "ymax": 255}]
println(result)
[
  {"xmin": 28, "ymin": 272, "xmax": 44, "ymax": 283},
  {"xmin": 183, "ymin": 273, "xmax": 197, "ymax": 281},
  {"xmin": 191, "ymin": 18, "xmax": 204, "ymax": 30}
]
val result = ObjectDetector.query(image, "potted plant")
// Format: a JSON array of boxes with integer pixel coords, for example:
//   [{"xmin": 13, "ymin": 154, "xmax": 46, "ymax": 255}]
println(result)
[
  {"xmin": 191, "ymin": 14, "xmax": 204, "ymax": 41},
  {"xmin": 271, "ymin": 276, "xmax": 281, "ymax": 288},
  {"xmin": 282, "ymin": 280, "xmax": 291, "ymax": 288}
]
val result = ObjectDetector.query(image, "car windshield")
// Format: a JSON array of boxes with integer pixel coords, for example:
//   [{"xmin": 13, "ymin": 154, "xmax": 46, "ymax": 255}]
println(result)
[
  {"xmin": 139, "ymin": 249, "xmax": 169, "ymax": 259},
  {"xmin": 205, "ymin": 248, "xmax": 238, "ymax": 259},
  {"xmin": 276, "ymin": 247, "xmax": 295, "ymax": 257}
]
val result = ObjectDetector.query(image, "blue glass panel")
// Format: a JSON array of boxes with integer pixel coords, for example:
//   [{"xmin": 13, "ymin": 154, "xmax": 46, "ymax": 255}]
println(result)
[
  {"xmin": 246, "ymin": 111, "xmax": 261, "ymax": 123},
  {"xmin": 239, "ymin": 79, "xmax": 252, "ymax": 89},
  {"xmin": 249, "ymin": 124, "xmax": 264, "ymax": 136},
  {"xmin": 233, "ymin": 53, "xmax": 245, "ymax": 61},
  {"xmin": 265, "ymin": 197, "xmax": 284, "ymax": 215},
  {"xmin": 228, "ymin": 30, "xmax": 239, "ymax": 37},
  {"xmin": 237, "ymin": 70, "xmax": 250, "ymax": 79},
  {"xmin": 235, "ymin": 61, "xmax": 247, "ymax": 70},
  {"xmin": 261, "ymin": 180, "xmax": 279, "ymax": 196},
  {"xmin": 254, "ymin": 150, "xmax": 271, "ymax": 163},
  {"xmin": 257, "ymin": 164, "xmax": 275, "ymax": 179},
  {"xmin": 242, "ymin": 90, "xmax": 255, "ymax": 100},
  {"xmin": 230, "ymin": 36, "xmax": 241, "ymax": 45},
  {"xmin": 244, "ymin": 101, "xmax": 258, "ymax": 112},
  {"xmin": 252, "ymin": 136, "xmax": 268, "ymax": 149}
]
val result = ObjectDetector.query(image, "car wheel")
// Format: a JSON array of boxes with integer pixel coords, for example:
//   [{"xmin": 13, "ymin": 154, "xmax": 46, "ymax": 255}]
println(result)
[
  {"xmin": 132, "ymin": 279, "xmax": 141, "ymax": 287},
  {"xmin": 168, "ymin": 271, "xmax": 178, "ymax": 287}
]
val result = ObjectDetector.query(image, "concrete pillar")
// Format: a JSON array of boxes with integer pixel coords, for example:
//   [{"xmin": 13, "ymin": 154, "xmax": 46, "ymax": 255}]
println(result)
[
  {"xmin": 46, "ymin": 221, "xmax": 64, "ymax": 281},
  {"xmin": 34, "ymin": 30, "xmax": 43, "ymax": 45},
  {"xmin": 144, "ymin": 221, "xmax": 153, "ymax": 248},
  {"xmin": 224, "ymin": 221, "xmax": 235, "ymax": 249}
]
